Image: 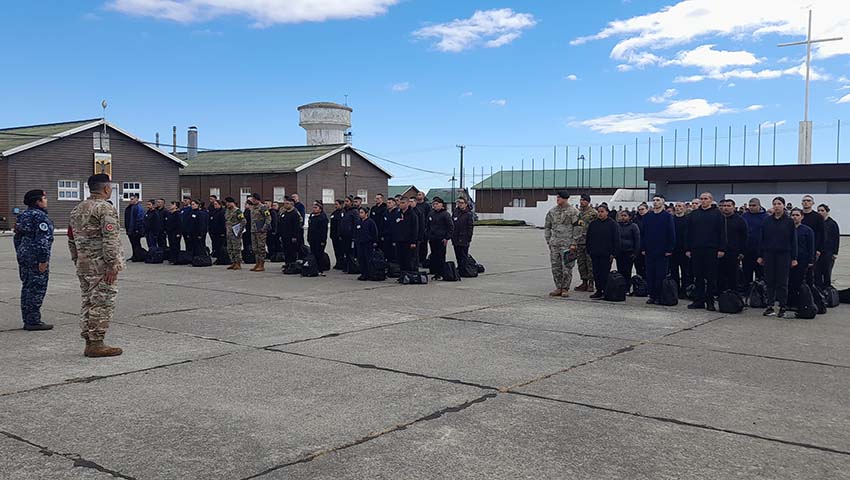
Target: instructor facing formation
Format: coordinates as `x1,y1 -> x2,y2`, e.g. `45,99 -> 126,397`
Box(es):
545,191 -> 580,297
68,174 -> 125,357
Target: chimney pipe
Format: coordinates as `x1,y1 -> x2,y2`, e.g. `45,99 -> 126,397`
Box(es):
187,126 -> 198,160
155,132 -> 160,148
172,126 -> 177,154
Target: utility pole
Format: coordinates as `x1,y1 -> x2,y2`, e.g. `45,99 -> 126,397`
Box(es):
778,10 -> 843,164
456,145 -> 466,191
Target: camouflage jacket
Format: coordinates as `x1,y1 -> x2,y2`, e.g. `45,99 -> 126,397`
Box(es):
544,204 -> 580,247
68,196 -> 125,275
576,206 -> 598,245
14,207 -> 54,263
252,204 -> 271,233
225,207 -> 246,236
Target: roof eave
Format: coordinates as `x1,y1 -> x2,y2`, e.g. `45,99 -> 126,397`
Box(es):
1,119 -> 103,157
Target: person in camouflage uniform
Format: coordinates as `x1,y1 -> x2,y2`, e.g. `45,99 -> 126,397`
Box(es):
224,197 -> 247,270
14,189 -> 55,331
248,193 -> 271,272
68,174 -> 124,357
575,193 -> 598,292
544,191 -> 581,297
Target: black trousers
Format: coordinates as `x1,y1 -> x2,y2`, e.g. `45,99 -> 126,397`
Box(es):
764,251 -> 791,307
717,250 -> 740,292
691,249 -> 718,303
645,254 -> 669,300
145,234 -> 159,253
429,238 -> 447,275
419,239 -> 429,265
670,251 -> 692,291
615,252 -> 634,278
128,234 -> 145,260
283,237 -> 299,264
158,232 -> 168,254
591,255 -> 612,293
788,264 -> 807,309
396,242 -> 417,272
188,235 -> 207,257
384,240 -> 396,263
634,253 -> 646,278
814,253 -> 835,287
356,243 -> 374,279
210,233 -> 225,257
340,236 -> 353,268
454,245 -> 470,275
741,247 -> 763,286
331,236 -> 344,268
168,233 -> 181,261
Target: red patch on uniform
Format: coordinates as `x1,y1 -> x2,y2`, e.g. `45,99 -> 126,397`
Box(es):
105,224 -> 115,232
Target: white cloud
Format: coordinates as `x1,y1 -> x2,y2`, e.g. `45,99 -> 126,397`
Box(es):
461,91 -> 474,97
577,98 -> 729,133
648,88 -> 678,103
106,0 -> 398,26
674,62 -> 830,83
667,44 -> 760,70
413,8 -> 536,52
616,64 -> 633,72
761,120 -> 786,128
565,74 -> 578,81
727,82 -> 736,87
490,99 -> 507,107
837,93 -> 850,104
391,82 -> 410,92
745,104 -> 764,111
838,85 -> 850,91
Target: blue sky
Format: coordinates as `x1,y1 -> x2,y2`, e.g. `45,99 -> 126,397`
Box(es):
2,0 -> 849,189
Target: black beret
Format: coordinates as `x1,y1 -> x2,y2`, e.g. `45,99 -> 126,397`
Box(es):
556,190 -> 570,199
224,197 -> 236,204
580,193 -> 591,202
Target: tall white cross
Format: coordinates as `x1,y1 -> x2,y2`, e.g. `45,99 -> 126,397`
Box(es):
778,10 -> 843,164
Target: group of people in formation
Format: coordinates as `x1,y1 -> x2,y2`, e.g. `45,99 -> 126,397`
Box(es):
122,190 -> 478,281
545,191 -> 841,318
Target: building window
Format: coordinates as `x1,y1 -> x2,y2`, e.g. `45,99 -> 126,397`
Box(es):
181,187 -> 192,199
122,182 -> 142,201
341,153 -> 351,167
511,198 -> 526,208
357,189 -> 368,202
209,187 -> 221,199
240,187 -> 252,210
273,187 -> 286,203
57,180 -> 81,201
322,189 -> 335,204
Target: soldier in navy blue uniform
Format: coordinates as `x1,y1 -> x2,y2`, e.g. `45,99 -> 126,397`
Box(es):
395,196 -> 419,272
186,200 -> 209,257
143,199 -> 163,254
329,199 -> 344,269
370,194 -> 388,253
383,197 -> 399,263
339,197 -> 359,271
14,189 -> 54,330
164,202 -> 182,263
354,207 -> 379,281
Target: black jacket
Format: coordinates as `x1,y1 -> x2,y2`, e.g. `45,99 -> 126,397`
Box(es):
824,217 -> 840,255
143,209 -> 162,236
329,208 -> 342,239
452,209 -> 474,247
186,209 -> 209,237
269,208 -> 280,235
427,209 -> 454,241
308,212 -> 329,247
617,221 -> 640,255
354,217 -> 379,245
686,206 -> 726,252
795,224 -> 816,266
414,201 -> 431,240
394,207 -> 419,244
164,210 -> 181,235
384,208 -> 400,242
722,213 -> 748,253
279,208 -> 304,245
801,210 -> 825,253
370,203 -> 388,238
760,213 -> 797,257
586,217 -> 620,257
209,207 -> 226,235
673,215 -> 688,252
339,206 -> 359,239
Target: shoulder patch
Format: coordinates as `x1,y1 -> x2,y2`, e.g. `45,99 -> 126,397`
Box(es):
105,223 -> 116,232
39,222 -> 49,232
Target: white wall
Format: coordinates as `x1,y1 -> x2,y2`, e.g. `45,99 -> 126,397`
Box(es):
726,193 -> 846,235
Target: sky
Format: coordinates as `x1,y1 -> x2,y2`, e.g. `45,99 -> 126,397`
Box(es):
1,0 -> 849,190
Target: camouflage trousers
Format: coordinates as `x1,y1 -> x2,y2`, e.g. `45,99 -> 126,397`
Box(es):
251,232 -> 267,261
549,245 -> 576,290
78,274 -> 118,342
226,232 -> 242,263
577,244 -> 593,281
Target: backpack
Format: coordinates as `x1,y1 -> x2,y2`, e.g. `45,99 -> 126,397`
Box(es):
369,251 -> 388,281
442,261 -> 460,282
299,244 -> 311,259
794,284 -> 818,319
460,258 -> 479,278
145,249 -> 164,264
215,250 -> 231,266
345,256 -> 360,275
192,252 -> 213,267
658,276 -> 679,306
175,250 -> 193,265
317,251 -> 331,272
838,287 -> 850,304
748,280 -> 767,308
387,263 -> 401,278
399,271 -> 428,285
300,254 -> 319,277
283,261 -> 302,275
269,252 -> 286,263
630,275 -> 648,297
824,286 -> 840,308
603,271 -> 627,302
242,250 -> 256,265
468,255 -> 485,274
717,290 -> 744,314
685,283 -> 697,300
811,286 -> 828,315
422,255 -> 431,269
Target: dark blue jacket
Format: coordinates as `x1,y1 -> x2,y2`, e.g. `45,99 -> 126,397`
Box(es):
187,209 -> 209,237
124,203 -> 145,235
586,217 -> 620,257
143,209 -> 163,237
339,206 -> 359,238
179,206 -> 193,233
795,224 -> 816,266
641,209 -> 676,256
686,206 -> 725,252
294,202 -> 306,226
742,209 -> 768,250
14,207 -> 54,264
760,213 -> 797,257
354,217 -> 379,245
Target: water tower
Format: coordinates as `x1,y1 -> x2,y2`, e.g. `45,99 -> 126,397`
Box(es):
297,102 -> 353,145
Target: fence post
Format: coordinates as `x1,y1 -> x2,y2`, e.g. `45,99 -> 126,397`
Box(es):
743,125 -> 747,166
773,122 -> 777,165
565,146 -> 569,188
699,127 -> 703,166
728,125 -> 732,165
623,144 -> 626,189
686,128 -> 690,167
714,126 -> 718,166
838,119 -> 841,164
660,135 -> 664,167
635,137 -> 638,188
674,129 -> 678,167
611,145 -> 615,188
757,123 -> 762,166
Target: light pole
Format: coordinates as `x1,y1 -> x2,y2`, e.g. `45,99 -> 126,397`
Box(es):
578,154 -> 586,193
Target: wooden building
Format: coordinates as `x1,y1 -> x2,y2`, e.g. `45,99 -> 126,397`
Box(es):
0,119 -> 185,230
388,185 -> 420,199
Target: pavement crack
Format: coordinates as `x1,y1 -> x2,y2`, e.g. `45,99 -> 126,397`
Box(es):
509,391 -> 850,458
651,341 -> 850,369
241,392 -> 499,479
659,314 -> 727,338
438,315 -> 636,342
0,429 -> 137,479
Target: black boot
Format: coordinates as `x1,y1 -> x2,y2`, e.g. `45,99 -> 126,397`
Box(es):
23,323 -> 53,331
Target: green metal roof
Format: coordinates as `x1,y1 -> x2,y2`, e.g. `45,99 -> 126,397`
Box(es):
472,167 -> 648,190
388,185 -> 417,197
425,188 -> 469,203
179,144 -> 344,175
0,119 -> 99,153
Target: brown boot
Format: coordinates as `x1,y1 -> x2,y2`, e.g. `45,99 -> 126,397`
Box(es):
575,281 -> 588,292
84,340 -> 123,358
233,262 -> 242,270
254,260 -> 265,272
586,280 -> 595,293
250,262 -> 260,271
227,263 -> 236,270
561,288 -> 570,298
549,288 -> 563,297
